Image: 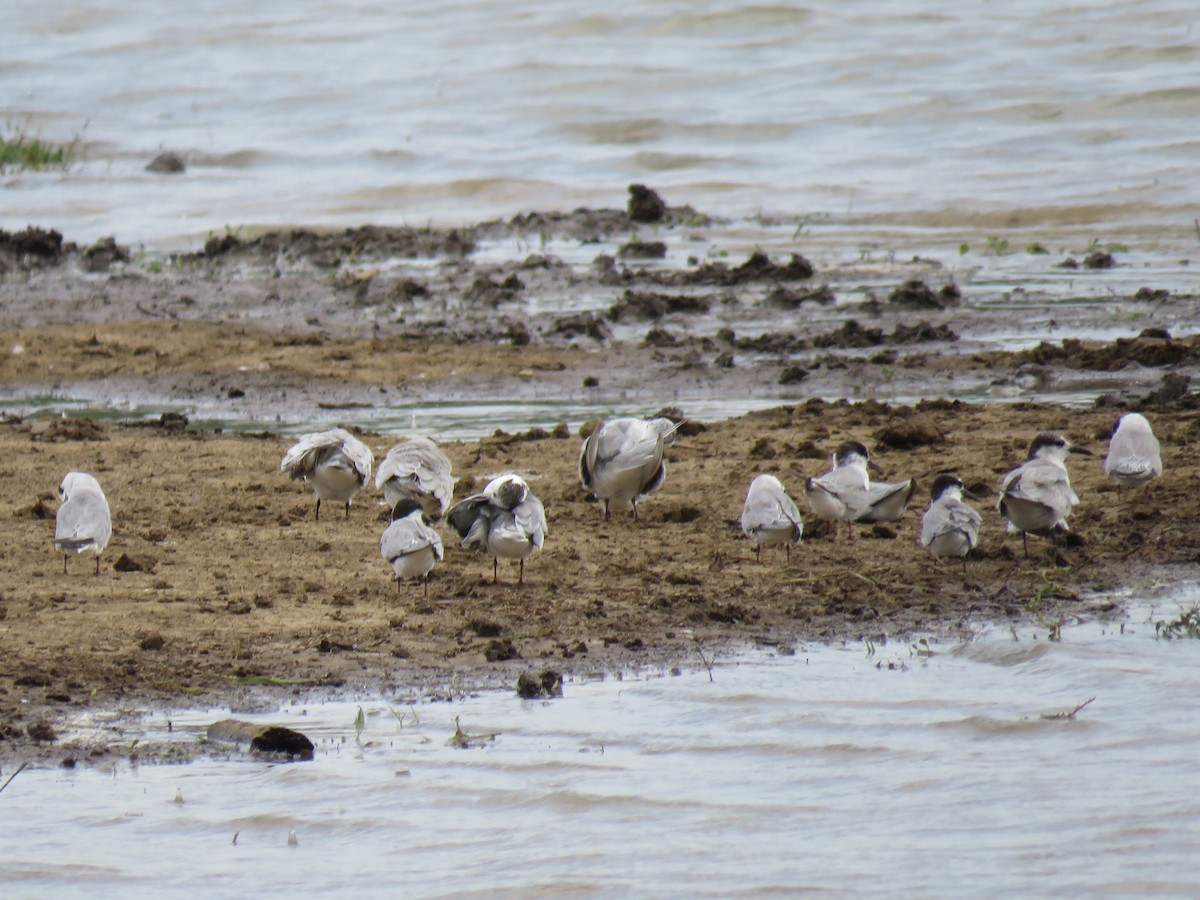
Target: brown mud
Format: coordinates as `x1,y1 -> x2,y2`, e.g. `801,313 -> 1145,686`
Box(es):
1,196 -> 1198,767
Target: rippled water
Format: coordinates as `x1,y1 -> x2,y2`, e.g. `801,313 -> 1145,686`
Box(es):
4,591 -> 1200,896
4,1 -> 1199,253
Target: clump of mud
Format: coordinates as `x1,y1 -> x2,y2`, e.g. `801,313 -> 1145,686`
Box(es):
0,227 -> 71,271
608,290 -> 713,321
888,279 -> 960,309
202,224 -> 477,264
812,320 -> 958,349
1011,335 -> 1200,371
628,183 -> 668,223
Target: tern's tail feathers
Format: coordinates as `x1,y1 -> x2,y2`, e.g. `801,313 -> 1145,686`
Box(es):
54,537 -> 97,552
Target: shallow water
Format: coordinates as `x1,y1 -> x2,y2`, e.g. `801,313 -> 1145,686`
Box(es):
5,590 -> 1200,897
4,1 -> 1200,257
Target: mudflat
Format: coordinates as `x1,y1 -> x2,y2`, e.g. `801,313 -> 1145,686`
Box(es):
1,202 -> 1197,765
2,399 -> 1197,764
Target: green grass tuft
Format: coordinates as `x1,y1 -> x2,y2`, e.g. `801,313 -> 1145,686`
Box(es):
0,126 -> 78,172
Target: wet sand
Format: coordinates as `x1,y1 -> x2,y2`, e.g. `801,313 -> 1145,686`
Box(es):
1,208 -> 1198,765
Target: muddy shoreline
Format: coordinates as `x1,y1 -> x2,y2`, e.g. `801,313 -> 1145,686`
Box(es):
1,201 -> 1198,767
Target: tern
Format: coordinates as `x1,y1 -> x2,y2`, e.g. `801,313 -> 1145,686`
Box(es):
280,428 -> 374,520
53,472 -> 112,575
447,473 -> 547,584
804,440 -> 915,539
740,473 -> 803,561
997,431 -> 1090,556
375,436 -> 454,519
380,498 -> 444,596
579,416 -> 680,521
1103,412 -> 1161,492
919,474 -> 982,573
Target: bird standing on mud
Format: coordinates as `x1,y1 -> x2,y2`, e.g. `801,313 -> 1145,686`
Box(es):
279,428 -> 374,520
446,473 -> 547,584
803,440 -> 916,539
380,498 -> 444,596
579,416 -> 680,521
375,436 -> 454,519
1103,412 -> 1162,492
919,474 -> 982,573
54,472 -> 112,575
997,431 -> 1090,556
740,473 -> 803,561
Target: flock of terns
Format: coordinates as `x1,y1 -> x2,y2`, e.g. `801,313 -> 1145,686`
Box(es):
51,411 -> 1162,590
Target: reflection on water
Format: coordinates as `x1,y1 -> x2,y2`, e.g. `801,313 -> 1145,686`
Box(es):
4,592 -> 1200,895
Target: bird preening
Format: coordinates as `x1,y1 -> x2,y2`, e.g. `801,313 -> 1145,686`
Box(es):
446,473 -> 548,585
280,428 -> 374,520
375,436 -> 454,520
741,473 -> 803,562
579,416 -> 680,521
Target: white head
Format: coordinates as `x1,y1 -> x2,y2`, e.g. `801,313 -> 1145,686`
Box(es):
1111,412 -> 1153,440
59,471 -> 103,500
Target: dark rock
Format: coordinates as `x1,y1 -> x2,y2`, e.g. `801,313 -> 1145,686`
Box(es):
643,326 -> 677,346
26,721 -> 57,743
1139,372 -> 1192,408
552,311 -> 612,342
732,250 -> 814,282
890,321 -> 959,344
204,233 -> 243,258
114,553 -> 158,574
748,437 -> 776,459
617,239 -> 668,259
157,412 -> 189,433
145,151 -> 186,174
873,415 -> 943,449
468,619 -> 503,637
207,718 -> 314,760
778,365 -> 810,385
485,638 -> 520,662
1133,287 -> 1170,302
1083,250 -> 1115,269
0,226 -> 66,265
139,633 -> 166,651
888,279 -> 957,309
507,321 -> 531,346
628,184 -> 667,223
813,320 -> 884,349
767,283 -> 835,308
82,236 -> 130,272
516,669 -> 563,699
609,289 -> 712,321
251,726 -> 315,760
